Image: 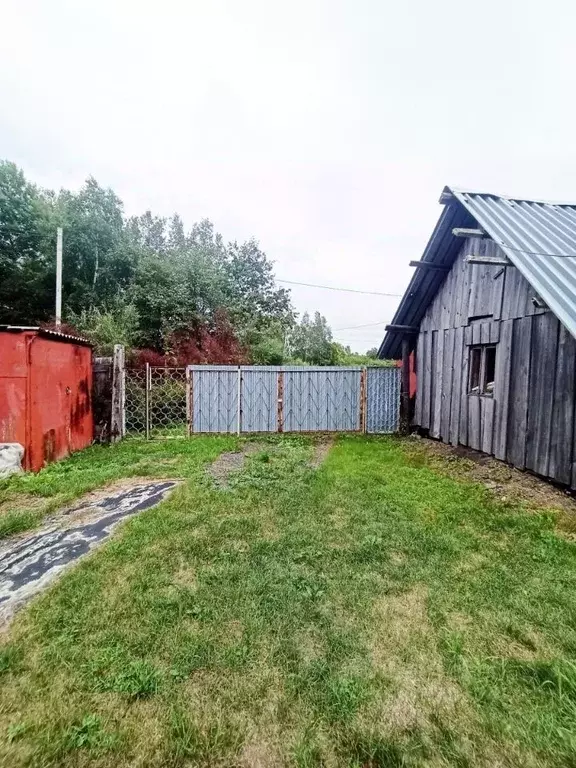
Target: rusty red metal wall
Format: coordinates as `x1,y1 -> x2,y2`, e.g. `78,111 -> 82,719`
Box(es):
0,330 -> 93,472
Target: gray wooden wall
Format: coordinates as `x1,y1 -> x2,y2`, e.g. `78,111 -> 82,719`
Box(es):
414,237 -> 576,487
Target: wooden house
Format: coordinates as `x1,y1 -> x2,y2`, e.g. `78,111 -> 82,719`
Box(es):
380,187 -> 576,488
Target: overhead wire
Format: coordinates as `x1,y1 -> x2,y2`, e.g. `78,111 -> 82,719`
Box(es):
276,278 -> 401,297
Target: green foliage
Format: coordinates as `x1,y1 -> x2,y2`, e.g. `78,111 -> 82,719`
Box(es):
331,342 -> 393,367
68,302 -> 139,355
0,161 -> 294,359
288,311 -> 335,365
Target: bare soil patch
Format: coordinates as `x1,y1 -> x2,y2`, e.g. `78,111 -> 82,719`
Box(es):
309,437 -> 335,469
207,443 -> 265,488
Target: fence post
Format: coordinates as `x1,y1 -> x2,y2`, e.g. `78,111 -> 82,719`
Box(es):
145,362 -> 150,440
237,366 -> 242,435
111,344 -> 125,442
359,368 -> 367,433
277,370 -> 284,433
186,366 -> 192,436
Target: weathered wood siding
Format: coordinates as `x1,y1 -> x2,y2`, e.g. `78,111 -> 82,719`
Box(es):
415,237 -> 576,487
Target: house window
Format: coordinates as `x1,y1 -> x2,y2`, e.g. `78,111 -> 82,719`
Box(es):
468,345 -> 497,396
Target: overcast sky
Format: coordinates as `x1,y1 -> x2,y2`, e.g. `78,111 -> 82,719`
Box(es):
2,0 -> 576,351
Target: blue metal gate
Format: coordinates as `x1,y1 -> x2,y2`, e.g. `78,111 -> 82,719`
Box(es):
187,365 -> 400,435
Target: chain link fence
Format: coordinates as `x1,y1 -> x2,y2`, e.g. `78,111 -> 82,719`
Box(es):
125,366 -> 187,437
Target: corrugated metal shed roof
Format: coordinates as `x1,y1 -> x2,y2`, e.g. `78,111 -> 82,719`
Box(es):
380,186 -> 576,358
0,325 -> 93,346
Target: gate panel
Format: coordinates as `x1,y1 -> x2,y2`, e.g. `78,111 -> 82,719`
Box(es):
366,367 -> 401,433
283,367 -> 362,432
241,367 -> 279,432
190,366 -> 239,433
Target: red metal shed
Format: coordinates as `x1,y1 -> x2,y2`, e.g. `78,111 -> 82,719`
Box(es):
0,327 -> 93,472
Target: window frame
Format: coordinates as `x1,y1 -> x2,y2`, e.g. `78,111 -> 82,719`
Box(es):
468,344 -> 497,397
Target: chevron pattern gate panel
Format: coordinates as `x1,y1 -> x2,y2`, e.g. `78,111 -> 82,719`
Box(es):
190,366 -> 239,433
366,366 -> 401,433
283,367 -> 362,432
240,367 -> 280,432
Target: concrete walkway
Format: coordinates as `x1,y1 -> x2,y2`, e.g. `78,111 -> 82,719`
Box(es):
0,481 -> 178,626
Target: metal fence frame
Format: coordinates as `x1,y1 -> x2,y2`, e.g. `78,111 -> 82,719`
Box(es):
122,363 -> 401,438
187,365 -> 401,435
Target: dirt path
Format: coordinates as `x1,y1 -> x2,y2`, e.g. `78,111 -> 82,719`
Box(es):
0,480 -> 178,627
207,442 -> 265,488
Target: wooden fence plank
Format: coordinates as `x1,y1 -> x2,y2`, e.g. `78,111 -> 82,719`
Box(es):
550,324 -> 576,484
430,330 -> 443,438
506,317 -> 533,469
493,319 -> 513,460
526,314 -> 559,476
441,329 -> 454,441
449,326 -> 464,445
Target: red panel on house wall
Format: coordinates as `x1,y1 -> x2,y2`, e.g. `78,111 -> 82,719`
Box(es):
0,329 -> 93,472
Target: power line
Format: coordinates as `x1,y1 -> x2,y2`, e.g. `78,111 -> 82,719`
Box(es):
277,278 -> 402,297
333,319 -> 389,332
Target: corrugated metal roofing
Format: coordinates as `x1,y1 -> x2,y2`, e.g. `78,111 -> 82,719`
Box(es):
0,325 -> 93,346
380,186 -> 576,358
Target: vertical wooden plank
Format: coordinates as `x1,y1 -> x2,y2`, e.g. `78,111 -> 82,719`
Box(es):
277,371 -> 284,433
359,367 -> 367,433
414,333 -> 424,425
459,340 -> 469,446
506,317 -> 533,469
430,330 -> 443,438
468,395 -> 481,450
422,331 -> 432,430
525,313 -> 559,476
440,329 -> 454,441
480,322 -> 490,345
547,325 -> 576,485
493,319 -> 513,460
400,339 -> 410,434
449,326 -> 464,445
480,396 -> 494,455
111,344 -> 125,442
186,366 -> 193,435
492,267 -> 505,320
472,323 -> 482,345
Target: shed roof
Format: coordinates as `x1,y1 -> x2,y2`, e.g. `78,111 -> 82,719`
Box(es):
0,325 -> 92,347
380,186 -> 576,359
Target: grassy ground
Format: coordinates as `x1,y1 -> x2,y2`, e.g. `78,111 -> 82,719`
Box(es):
2,435 -> 576,767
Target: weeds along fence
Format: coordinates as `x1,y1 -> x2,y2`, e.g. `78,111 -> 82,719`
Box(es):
117,357 -> 401,438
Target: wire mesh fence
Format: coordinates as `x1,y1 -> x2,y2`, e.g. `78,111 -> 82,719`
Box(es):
125,366 -> 187,437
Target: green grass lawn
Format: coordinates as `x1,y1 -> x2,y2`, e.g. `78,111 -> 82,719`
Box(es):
2,434 -> 576,767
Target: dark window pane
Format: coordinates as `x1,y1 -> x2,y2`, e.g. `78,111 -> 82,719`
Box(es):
469,347 -> 482,392
484,346 -> 496,393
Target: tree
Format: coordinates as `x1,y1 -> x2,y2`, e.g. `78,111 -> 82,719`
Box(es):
56,178 -> 130,315
0,161 -> 296,363
0,161 -> 54,323
289,311 -> 335,365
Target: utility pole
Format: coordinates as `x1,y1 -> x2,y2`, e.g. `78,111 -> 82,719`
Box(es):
55,227 -> 63,327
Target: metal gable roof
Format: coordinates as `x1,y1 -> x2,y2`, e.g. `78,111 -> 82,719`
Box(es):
379,186 -> 576,359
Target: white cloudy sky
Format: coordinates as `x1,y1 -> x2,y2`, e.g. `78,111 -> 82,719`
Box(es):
2,0 -> 576,351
